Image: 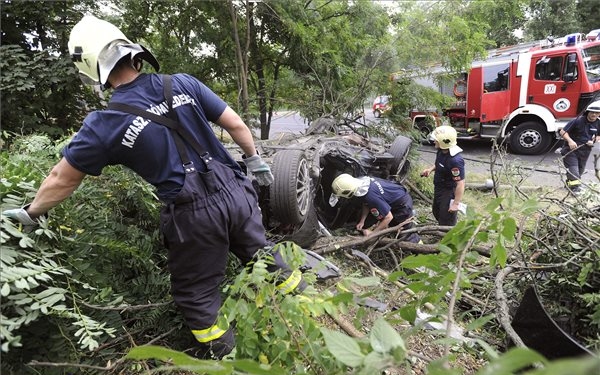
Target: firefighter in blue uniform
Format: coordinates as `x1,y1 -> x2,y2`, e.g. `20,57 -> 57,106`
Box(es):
421,126 -> 466,226
330,174 -> 421,243
3,15 -> 304,359
560,100 -> 600,194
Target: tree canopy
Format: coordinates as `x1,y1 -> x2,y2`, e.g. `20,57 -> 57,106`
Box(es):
1,0 -> 596,140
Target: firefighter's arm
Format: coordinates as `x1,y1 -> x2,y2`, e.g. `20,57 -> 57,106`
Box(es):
372,212 -> 393,233
217,106 -> 274,186
216,106 -> 257,157
356,204 -> 369,231
560,129 -> 578,150
449,179 -> 466,213
27,158 -> 86,218
421,164 -> 435,177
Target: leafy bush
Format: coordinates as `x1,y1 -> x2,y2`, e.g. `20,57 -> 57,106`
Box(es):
1,135 -> 175,374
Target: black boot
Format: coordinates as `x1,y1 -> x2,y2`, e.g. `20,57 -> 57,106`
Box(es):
192,328 -> 235,360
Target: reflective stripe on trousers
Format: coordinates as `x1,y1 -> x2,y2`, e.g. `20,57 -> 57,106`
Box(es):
276,269 -> 303,294
159,160 -> 304,345
192,324 -> 227,343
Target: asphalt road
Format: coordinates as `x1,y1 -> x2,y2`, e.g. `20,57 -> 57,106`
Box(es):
269,111 -> 599,188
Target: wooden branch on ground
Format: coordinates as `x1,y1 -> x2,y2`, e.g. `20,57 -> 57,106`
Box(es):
494,266 -> 526,348
375,238 -> 491,257
312,223 -> 491,258
312,223 -> 454,255
404,179 -> 431,204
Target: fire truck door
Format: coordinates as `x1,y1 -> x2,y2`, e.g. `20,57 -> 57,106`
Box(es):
480,63 -> 512,122
527,53 -> 582,118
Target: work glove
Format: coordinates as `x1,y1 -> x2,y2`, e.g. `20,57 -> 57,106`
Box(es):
2,205 -> 39,232
243,154 -> 274,186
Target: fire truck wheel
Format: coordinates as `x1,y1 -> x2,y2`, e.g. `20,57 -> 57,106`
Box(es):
508,122 -> 552,155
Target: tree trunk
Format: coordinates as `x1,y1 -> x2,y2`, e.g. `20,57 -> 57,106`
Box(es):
228,1 -> 251,125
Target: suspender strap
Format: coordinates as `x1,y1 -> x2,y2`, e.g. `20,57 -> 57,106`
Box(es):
107,75 -> 212,171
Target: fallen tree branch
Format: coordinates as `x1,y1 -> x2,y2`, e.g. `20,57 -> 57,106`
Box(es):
312,224 -> 454,255
375,238 -> 491,258
443,221 -> 483,362
404,179 -> 431,204
494,266 -> 526,348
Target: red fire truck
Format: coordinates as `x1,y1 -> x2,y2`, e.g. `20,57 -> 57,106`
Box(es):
419,31 -> 600,155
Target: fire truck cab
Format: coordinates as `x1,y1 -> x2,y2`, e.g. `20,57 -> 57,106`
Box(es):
443,31 -> 600,155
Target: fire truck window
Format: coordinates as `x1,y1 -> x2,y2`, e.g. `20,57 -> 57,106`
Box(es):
483,63 -> 510,93
582,45 -> 600,83
534,56 -> 563,81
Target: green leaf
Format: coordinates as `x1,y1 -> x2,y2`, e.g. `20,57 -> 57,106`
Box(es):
465,314 -> 495,331
346,276 -> 381,287
401,254 -> 437,269
321,328 -> 365,367
233,359 -> 286,375
522,355 -> 600,375
501,217 -> 517,238
1,283 -> 10,296
520,199 -> 538,214
474,339 -> 499,360
475,347 -> 547,375
369,318 -> 406,354
485,197 -> 504,212
126,345 -> 230,372
398,305 -> 417,324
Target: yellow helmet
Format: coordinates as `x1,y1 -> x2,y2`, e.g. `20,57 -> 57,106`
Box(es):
331,174 -> 360,198
431,125 -> 458,149
68,15 -> 159,88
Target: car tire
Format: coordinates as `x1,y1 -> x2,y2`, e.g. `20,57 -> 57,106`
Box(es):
508,122 -> 552,155
415,119 -> 433,145
387,135 -> 412,180
281,204 -> 320,248
270,149 -> 311,224
374,109 -> 381,118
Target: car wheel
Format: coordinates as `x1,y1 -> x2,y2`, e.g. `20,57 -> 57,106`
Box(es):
509,122 -> 552,155
387,135 -> 412,180
270,149 -> 311,224
374,109 -> 381,118
281,204 -> 320,248
415,120 -> 433,145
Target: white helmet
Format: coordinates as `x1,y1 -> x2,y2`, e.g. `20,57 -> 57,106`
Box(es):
431,126 -> 463,156
586,100 -> 600,113
68,15 -> 159,88
331,174 -> 360,198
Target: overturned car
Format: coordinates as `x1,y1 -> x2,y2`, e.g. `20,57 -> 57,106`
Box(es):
231,116 -> 413,247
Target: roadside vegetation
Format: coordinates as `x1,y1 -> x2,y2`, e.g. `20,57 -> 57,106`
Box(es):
1,0 -> 599,374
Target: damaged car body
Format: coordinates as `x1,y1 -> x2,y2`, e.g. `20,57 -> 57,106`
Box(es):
230,116 -> 413,247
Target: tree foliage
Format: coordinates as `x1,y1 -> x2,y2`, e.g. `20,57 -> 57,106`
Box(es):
525,0 -> 581,40
0,0 -> 101,138
2,2 -> 600,373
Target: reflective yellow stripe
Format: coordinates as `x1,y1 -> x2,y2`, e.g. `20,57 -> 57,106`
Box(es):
191,324 -> 227,343
567,180 -> 581,186
276,269 -> 302,294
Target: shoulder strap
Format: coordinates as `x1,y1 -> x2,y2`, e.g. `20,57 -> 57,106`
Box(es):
107,75 -> 212,171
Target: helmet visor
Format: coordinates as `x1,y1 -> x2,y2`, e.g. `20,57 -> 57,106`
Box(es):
98,42 -> 144,85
